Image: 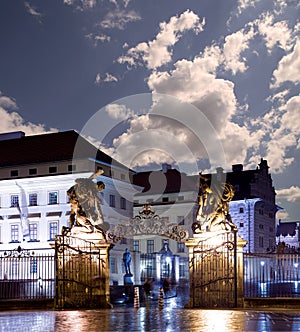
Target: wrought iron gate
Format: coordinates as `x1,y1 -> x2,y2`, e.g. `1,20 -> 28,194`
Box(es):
55,235 -> 108,309
191,230 -> 237,308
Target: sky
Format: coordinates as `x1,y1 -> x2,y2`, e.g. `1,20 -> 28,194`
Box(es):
0,0 -> 299,222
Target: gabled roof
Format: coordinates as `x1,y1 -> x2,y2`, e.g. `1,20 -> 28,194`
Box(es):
0,130 -> 127,170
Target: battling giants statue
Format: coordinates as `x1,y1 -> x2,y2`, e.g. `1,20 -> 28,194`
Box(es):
62,168 -> 109,237
192,172 -> 237,233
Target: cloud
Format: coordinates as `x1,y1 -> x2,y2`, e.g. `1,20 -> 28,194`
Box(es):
0,95 -> 56,136
103,103 -> 134,120
100,8 -> 141,30
223,25 -> 255,75
24,2 -> 42,22
276,186 -> 300,203
118,10 -> 205,69
271,38 -> 300,88
263,94 -> 300,173
63,0 -> 96,9
256,12 -> 293,53
85,33 -> 111,46
95,73 -> 118,84
236,0 -> 259,15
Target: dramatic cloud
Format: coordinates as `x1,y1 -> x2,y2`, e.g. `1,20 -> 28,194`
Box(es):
256,13 -> 292,53
276,186 -> 300,203
103,103 -> 134,120
223,25 -> 255,75
0,95 -> 55,136
118,10 -> 205,69
271,38 -> 300,88
264,94 -> 300,173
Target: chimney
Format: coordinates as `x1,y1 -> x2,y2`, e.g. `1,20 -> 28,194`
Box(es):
232,164 -> 243,172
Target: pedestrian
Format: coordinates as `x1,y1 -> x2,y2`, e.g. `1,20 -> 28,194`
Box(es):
162,277 -> 170,295
143,278 -> 153,297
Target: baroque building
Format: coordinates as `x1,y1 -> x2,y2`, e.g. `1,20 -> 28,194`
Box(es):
0,130 -> 139,285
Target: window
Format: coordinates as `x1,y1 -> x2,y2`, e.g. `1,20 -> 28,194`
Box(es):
178,196 -> 184,201
29,223 -> 38,241
239,207 -> 244,213
177,216 -> 184,225
179,258 -> 186,278
147,240 -> 154,254
48,192 -> 58,205
133,240 -> 139,252
259,224 -> 264,230
239,222 -> 244,227
10,195 -> 19,207
120,197 -> 126,210
49,166 -> 57,174
49,222 -> 58,241
259,208 -> 264,215
259,236 -> 264,248
30,258 -> 37,274
68,164 -> 76,172
146,199 -> 153,204
177,242 -> 185,253
162,197 -> 169,203
120,173 -> 125,180
29,193 -> 37,206
109,194 -> 115,207
11,225 -> 19,242
120,238 -> 127,244
110,257 -> 117,274
10,170 -> 18,177
29,168 -> 37,175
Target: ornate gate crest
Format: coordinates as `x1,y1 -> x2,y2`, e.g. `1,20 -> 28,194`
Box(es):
108,204 -> 188,242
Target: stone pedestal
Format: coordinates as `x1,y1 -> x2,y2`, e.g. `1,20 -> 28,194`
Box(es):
124,274 -> 134,302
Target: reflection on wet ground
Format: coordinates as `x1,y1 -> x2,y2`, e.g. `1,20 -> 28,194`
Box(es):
1,299 -> 300,332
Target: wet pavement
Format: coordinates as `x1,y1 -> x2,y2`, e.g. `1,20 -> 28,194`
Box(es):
1,298 -> 300,332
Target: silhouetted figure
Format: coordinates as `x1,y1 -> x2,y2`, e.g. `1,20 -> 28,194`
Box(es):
123,248 -> 132,275
143,278 -> 153,297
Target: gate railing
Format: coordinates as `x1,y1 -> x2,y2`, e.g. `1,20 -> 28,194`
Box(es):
244,253 -> 300,298
0,248 -> 55,301
191,230 -> 237,308
55,235 -> 107,309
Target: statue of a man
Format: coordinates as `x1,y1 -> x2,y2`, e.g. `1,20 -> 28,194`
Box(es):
123,248 -> 132,275
63,168 -> 107,235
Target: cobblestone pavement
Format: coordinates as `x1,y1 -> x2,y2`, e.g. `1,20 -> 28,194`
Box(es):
1,299 -> 300,332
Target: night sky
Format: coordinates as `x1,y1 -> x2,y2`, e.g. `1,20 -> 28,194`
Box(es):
0,0 -> 299,221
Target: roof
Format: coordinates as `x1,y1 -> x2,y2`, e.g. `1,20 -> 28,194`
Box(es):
276,222 -> 298,237
0,130 -> 127,170
133,168 -> 197,195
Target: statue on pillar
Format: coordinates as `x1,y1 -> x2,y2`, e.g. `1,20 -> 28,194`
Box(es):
192,173 -> 237,233
123,248 -> 132,276
62,168 -> 109,237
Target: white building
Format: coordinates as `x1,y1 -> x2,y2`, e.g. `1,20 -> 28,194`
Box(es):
0,130 -> 140,285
